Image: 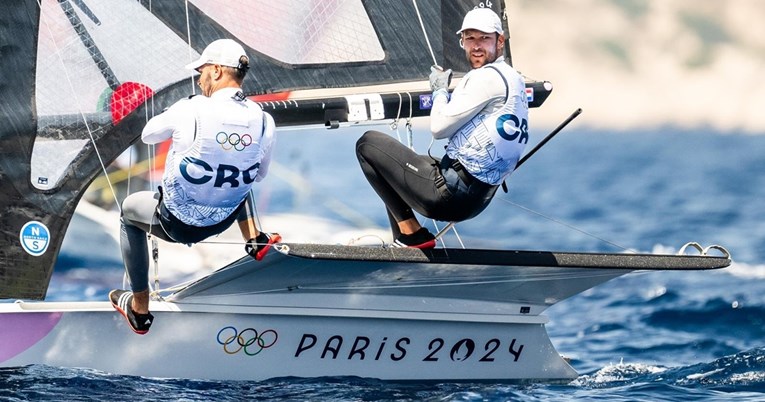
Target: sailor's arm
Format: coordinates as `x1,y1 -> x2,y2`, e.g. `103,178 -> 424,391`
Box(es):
141,99 -> 195,145
430,69 -> 506,140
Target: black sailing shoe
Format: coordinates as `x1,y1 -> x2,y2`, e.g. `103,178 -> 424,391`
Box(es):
109,289 -> 154,335
391,228 -> 436,249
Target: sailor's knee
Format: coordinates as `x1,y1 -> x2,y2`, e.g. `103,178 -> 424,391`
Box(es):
121,194 -> 139,218
121,191 -> 159,222
356,130 -> 373,149
356,130 -> 388,155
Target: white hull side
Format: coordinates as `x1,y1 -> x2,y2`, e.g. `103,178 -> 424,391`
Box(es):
0,301 -> 576,382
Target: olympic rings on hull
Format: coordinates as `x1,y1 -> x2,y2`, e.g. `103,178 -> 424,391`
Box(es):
216,131 -> 253,151
216,326 -> 278,356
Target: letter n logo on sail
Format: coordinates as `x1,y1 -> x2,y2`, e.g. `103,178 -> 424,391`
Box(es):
19,221 -> 51,257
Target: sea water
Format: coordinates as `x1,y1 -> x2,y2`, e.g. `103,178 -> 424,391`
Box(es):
3,128 -> 765,401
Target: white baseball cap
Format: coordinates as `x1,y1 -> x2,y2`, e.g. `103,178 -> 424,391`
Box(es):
185,39 -> 248,70
456,8 -> 504,35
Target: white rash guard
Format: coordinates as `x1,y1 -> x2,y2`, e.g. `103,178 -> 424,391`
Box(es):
142,87 -> 275,226
430,57 -> 529,185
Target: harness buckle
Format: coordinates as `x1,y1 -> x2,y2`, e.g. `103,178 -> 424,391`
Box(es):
451,159 -> 463,172
435,174 -> 446,188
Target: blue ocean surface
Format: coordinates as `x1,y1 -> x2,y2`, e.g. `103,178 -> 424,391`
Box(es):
5,127 -> 765,401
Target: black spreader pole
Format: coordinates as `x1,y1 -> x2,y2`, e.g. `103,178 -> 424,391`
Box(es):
516,108 -> 582,169
438,108 -> 582,239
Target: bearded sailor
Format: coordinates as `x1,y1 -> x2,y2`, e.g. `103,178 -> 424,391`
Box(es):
355,8 -> 529,248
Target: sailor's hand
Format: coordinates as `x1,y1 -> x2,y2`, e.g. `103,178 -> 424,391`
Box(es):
245,232 -> 282,261
429,66 -> 453,92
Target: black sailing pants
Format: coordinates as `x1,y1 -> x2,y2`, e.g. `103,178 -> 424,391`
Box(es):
355,130 -> 497,235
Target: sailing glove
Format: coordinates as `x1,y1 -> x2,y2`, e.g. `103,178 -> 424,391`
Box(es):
429,66 -> 453,92
245,232 -> 282,261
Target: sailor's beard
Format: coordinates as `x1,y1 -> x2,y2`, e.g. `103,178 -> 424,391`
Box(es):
466,44 -> 498,69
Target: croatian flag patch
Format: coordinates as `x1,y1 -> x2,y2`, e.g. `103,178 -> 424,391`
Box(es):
525,87 -> 534,103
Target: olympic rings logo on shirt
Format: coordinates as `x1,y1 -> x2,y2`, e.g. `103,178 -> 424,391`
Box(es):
216,131 -> 253,151
216,326 -> 278,356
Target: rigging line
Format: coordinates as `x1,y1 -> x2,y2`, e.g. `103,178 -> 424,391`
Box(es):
184,0 -> 196,94
451,223 -> 465,248
405,92 -> 414,149
411,0 -> 439,67
501,0 -> 513,66
429,203 -> 465,249
149,144 -> 157,191
390,92 -> 403,142
150,279 -> 197,298
497,197 -> 637,253
128,88 -> 153,199
147,88 -> 157,193
38,0 -> 122,214
250,188 -> 264,235
126,140 -> 132,199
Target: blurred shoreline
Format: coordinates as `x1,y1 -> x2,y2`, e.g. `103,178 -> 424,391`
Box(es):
506,0 -> 764,134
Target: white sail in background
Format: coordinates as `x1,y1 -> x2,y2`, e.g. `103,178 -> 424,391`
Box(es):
192,0 -> 385,65
37,0 -> 196,117
34,0 -> 200,191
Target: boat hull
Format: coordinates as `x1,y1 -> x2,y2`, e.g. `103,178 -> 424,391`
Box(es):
0,301 -> 576,382
0,244 -> 729,381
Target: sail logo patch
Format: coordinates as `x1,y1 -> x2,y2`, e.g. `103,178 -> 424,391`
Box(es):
20,221 -> 50,257
419,94 -> 433,110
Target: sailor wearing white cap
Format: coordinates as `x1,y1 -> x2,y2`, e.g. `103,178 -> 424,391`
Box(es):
110,39 -> 280,334
185,38 -> 250,96
184,38 -> 249,71
456,7 -> 504,35
356,8 -> 529,248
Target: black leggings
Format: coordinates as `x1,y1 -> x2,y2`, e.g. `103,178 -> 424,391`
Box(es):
355,130 -> 497,233
119,195 -> 245,293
